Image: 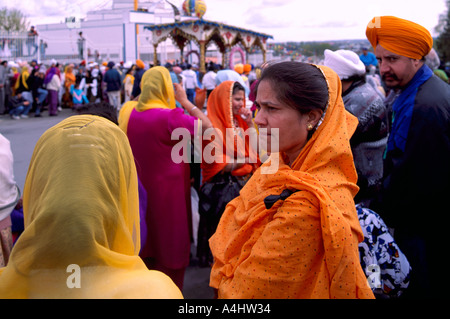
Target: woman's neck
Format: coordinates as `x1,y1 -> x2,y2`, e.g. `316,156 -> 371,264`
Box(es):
284,147 -> 303,167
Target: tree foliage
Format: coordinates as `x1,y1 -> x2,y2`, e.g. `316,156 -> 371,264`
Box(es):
268,41 -> 340,59
0,7 -> 29,32
435,0 -> 450,62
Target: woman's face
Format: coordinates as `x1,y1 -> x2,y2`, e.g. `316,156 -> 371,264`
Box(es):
231,89 -> 245,115
254,80 -> 315,163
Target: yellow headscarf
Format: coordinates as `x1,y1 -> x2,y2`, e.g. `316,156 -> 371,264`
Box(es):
119,66 -> 176,134
14,66 -> 29,90
123,73 -> 135,85
366,16 -> 433,60
209,65 -> 374,299
0,115 -> 182,299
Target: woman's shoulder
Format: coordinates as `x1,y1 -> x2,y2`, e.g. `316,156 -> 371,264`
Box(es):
113,269 -> 183,299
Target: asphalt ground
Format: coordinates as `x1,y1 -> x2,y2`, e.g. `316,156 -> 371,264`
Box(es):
0,108 -> 214,299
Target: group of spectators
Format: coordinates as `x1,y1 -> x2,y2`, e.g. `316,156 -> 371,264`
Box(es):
1,14 -> 450,299
0,56 -> 258,121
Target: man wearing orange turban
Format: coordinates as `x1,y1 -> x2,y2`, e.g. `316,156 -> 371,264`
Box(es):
131,59 -> 147,99
135,59 -> 145,70
366,16 -> 433,61
367,16 -> 450,299
234,63 -> 244,75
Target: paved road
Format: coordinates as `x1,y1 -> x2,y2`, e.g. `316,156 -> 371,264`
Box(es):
0,109 -> 214,299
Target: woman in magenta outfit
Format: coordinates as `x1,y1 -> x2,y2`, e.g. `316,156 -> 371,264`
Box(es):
119,66 -> 212,290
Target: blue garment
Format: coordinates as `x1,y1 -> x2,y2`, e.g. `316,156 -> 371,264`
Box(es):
215,70 -> 249,97
9,104 -> 31,117
359,52 -> 378,67
186,88 -> 195,104
170,71 -> 181,108
11,207 -> 24,243
34,88 -> 48,116
8,94 -> 32,116
103,68 -> 122,92
387,64 -> 433,153
70,85 -> 89,105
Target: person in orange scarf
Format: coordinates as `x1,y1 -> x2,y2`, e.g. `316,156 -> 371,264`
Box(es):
209,62 -> 374,299
62,64 -> 76,108
197,80 -> 258,267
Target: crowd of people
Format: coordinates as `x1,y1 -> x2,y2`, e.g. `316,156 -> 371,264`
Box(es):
0,58 -> 133,118
0,15 -> 449,299
0,56 -> 259,120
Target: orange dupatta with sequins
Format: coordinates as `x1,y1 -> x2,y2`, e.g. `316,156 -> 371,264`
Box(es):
209,66 -> 374,299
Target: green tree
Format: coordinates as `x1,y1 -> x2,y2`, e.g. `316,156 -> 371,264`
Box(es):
435,0 -> 450,62
298,42 -> 339,58
0,7 -> 29,32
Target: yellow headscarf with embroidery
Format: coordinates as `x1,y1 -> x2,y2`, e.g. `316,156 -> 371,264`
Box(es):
0,115 -> 182,299
119,66 -> 176,134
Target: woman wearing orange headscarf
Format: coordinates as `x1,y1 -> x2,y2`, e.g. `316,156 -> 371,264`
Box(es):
196,80 -> 258,267
209,62 -> 374,299
62,64 -> 76,108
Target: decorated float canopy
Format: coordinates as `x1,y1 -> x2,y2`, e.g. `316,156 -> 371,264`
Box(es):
144,18 -> 273,72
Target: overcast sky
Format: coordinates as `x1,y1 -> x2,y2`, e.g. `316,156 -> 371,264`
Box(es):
3,0 -> 448,42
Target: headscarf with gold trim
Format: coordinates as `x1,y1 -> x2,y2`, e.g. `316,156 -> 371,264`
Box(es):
209,65 -> 374,299
0,115 -> 182,299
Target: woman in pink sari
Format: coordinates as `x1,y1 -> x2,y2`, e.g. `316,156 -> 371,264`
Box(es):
119,66 -> 212,290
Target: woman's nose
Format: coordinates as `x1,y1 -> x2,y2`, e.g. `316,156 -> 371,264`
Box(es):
253,109 -> 265,126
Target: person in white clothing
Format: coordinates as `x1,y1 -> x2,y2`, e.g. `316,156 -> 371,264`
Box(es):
202,64 -> 218,98
0,134 -> 21,267
44,65 -> 62,116
181,64 -> 198,104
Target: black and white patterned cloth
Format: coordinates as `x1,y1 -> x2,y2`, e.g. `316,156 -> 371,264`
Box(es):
357,204 -> 411,298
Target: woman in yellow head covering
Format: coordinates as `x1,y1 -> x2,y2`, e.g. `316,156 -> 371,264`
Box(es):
209,62 -> 374,299
119,66 -> 212,290
0,114 -> 182,298
14,66 -> 30,93
123,65 -> 135,103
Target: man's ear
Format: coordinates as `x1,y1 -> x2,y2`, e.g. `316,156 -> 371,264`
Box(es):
412,58 -> 424,70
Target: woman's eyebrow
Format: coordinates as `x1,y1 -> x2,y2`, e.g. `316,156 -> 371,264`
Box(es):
256,100 -> 280,106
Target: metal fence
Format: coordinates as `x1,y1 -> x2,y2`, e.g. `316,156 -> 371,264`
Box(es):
0,31 -> 122,65
0,31 -> 41,62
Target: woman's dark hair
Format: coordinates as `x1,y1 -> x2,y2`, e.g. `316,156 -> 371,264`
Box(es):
232,81 -> 245,95
257,62 -> 328,114
75,101 -> 118,125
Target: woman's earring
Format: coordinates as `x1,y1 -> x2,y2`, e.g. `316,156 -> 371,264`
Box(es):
307,123 -> 314,131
